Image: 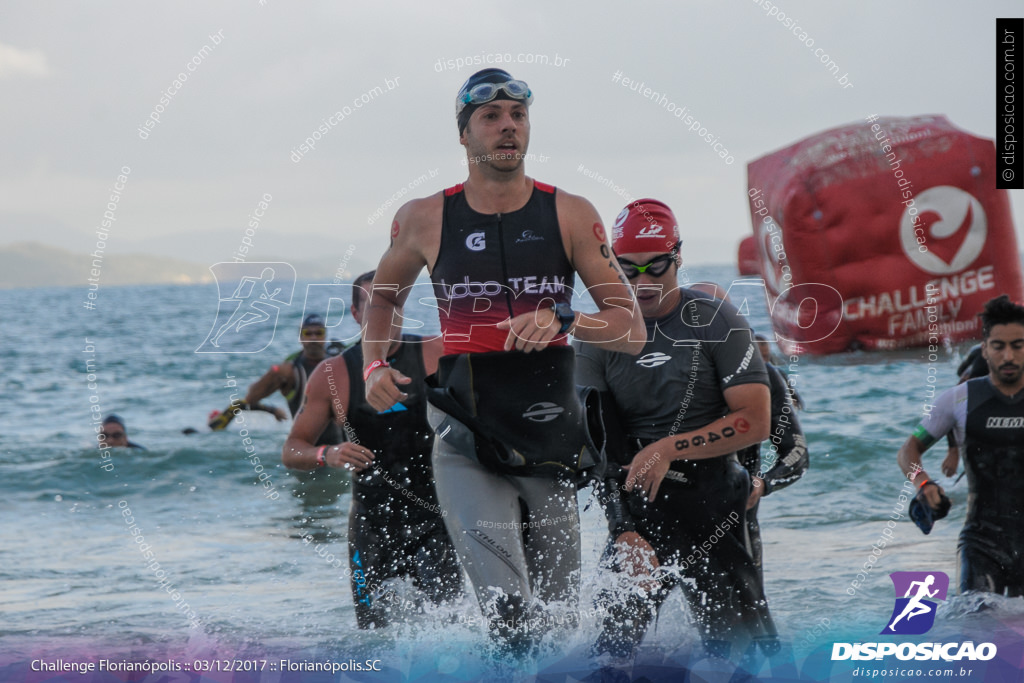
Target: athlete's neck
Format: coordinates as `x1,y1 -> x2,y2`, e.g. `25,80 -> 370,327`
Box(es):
462,175 -> 534,214
641,285 -> 684,322
989,373 -> 1024,398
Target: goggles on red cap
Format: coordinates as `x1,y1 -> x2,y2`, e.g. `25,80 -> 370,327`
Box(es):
611,199 -> 681,256
617,247 -> 680,280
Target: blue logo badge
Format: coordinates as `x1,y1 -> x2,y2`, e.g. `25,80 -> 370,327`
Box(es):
377,402 -> 409,415
881,571 -> 949,635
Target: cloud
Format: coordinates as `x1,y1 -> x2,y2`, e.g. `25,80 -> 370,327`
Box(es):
0,42 -> 51,79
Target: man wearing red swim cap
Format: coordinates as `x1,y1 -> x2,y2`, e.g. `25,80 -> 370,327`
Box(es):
577,198 -> 779,659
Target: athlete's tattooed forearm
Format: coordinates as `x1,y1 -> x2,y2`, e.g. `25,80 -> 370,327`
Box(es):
597,242 -> 631,287
674,425 -> 737,451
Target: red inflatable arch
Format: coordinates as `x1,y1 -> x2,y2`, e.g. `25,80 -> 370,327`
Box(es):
747,115 -> 1023,355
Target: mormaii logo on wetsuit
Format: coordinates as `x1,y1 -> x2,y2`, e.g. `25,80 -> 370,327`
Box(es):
636,351 -> 672,368
899,186 -> 987,276
522,402 -> 564,422
987,417 -> 1024,428
832,570 -> 997,662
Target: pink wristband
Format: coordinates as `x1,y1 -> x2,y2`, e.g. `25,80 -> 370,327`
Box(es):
315,446 -> 327,468
363,359 -> 389,382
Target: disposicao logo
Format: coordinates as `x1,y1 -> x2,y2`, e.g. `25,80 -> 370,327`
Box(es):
831,570 -> 997,662
882,571 -> 947,635
196,263 -> 296,354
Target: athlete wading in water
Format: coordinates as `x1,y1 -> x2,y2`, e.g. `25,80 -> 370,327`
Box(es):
576,199 -> 779,660
282,271 -> 463,629
362,68 -> 645,654
897,294 -> 1024,596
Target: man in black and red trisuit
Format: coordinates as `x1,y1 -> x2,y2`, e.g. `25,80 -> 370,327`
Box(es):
361,68 -> 645,653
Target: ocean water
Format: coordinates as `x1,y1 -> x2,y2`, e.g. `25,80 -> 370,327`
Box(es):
2,267 -> 1023,682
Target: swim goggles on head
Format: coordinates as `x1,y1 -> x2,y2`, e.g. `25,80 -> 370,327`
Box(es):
456,80 -> 533,116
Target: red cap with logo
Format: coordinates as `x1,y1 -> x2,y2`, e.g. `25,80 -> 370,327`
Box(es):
611,198 -> 680,255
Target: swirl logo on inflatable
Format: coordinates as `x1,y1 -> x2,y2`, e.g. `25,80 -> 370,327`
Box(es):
900,186 -> 987,275
756,217 -> 787,294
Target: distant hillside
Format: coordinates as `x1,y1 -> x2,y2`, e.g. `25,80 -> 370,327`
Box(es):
0,242 -> 216,289
0,242 -> 376,289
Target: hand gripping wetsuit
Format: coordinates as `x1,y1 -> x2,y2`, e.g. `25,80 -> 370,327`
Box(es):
341,338 -> 463,628
427,181 -> 582,647
738,362 -> 809,572
575,290 -> 777,658
913,376 -> 1024,595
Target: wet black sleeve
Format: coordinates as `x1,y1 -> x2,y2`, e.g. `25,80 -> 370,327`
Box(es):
956,344 -> 986,380
700,300 -> 768,390
761,364 -> 808,495
592,388 -> 638,537
572,342 -> 638,536
737,444 -> 760,478
597,477 -> 637,537
572,340 -> 610,391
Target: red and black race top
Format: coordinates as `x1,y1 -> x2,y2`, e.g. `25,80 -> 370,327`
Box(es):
431,181 -> 575,354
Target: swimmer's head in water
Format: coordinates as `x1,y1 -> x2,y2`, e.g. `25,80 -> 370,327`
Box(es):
456,68 -> 532,134
101,414 -> 129,446
102,414 -> 126,429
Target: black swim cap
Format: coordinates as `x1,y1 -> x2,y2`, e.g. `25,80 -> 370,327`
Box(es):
456,68 -> 532,134
302,313 -> 325,328
102,414 -> 126,428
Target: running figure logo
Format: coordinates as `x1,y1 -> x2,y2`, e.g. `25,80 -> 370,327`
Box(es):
881,571 -> 949,635
196,262 -> 296,353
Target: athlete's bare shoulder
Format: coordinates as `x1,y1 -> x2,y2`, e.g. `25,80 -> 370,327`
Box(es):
550,185 -> 603,263
391,190 -> 445,272
303,355 -> 347,406
552,185 -> 599,215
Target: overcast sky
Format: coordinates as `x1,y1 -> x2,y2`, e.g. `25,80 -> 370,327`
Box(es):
2,0 -> 1021,268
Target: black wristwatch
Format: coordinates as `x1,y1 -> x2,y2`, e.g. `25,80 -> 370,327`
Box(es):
553,302 -> 575,334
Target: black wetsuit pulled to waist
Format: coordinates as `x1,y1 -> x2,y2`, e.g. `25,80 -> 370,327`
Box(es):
608,436 -> 748,536
427,346 -> 605,479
